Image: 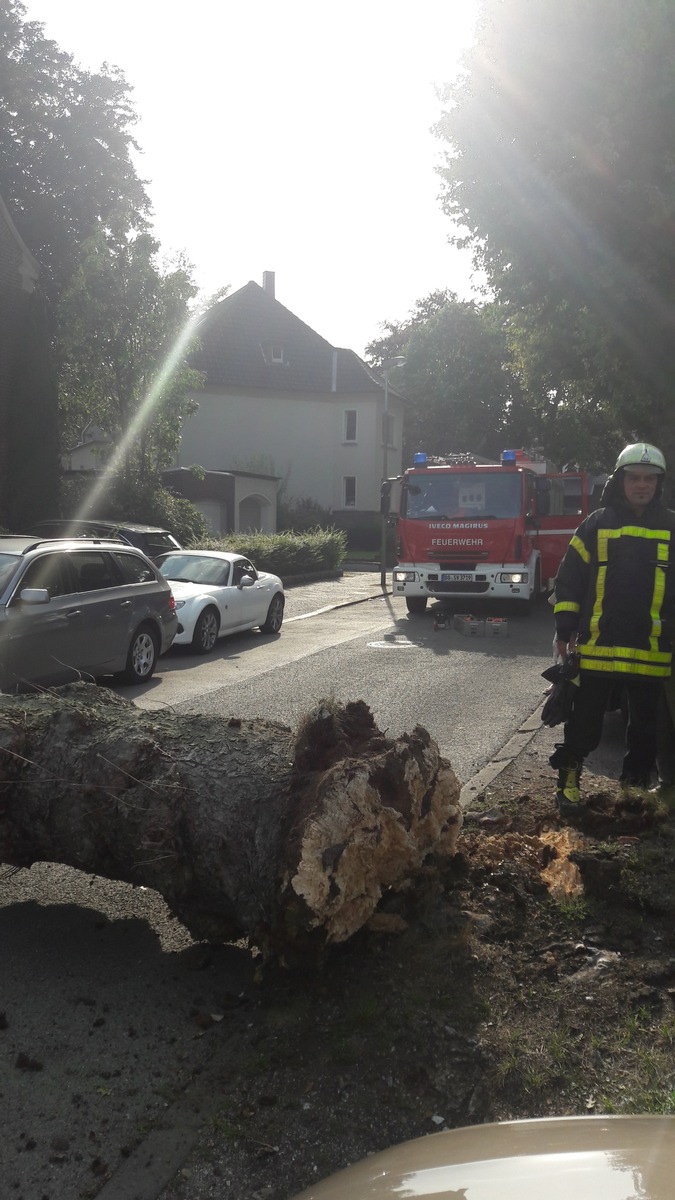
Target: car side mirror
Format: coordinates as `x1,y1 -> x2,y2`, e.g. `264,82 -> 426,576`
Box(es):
238,574 -> 255,589
19,587 -> 50,604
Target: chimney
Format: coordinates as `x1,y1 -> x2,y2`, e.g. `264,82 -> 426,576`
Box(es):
262,271 -> 275,299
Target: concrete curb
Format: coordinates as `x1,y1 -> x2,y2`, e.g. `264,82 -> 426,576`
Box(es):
285,589 -> 390,623
459,705 -> 545,808
286,578 -> 546,806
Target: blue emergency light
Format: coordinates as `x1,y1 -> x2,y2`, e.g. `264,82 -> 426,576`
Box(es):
501,449 -> 517,466
413,452 -> 427,466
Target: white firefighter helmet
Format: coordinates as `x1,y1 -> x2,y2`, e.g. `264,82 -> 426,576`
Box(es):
614,442 -> 666,474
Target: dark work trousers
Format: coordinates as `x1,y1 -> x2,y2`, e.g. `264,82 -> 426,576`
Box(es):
553,672 -> 662,783
656,681 -> 675,786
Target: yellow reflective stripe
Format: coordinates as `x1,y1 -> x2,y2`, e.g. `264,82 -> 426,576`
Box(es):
579,644 -> 671,664
570,535 -> 590,563
581,659 -> 671,678
651,567 -> 666,651
588,562 -> 606,644
587,531 -> 608,646
554,601 -> 579,614
602,526 -> 672,541
587,525 -> 671,651
651,538 -> 670,649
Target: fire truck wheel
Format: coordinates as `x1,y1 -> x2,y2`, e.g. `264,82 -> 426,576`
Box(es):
406,597 -> 428,615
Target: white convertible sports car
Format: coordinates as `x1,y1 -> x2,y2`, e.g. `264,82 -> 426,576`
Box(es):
156,550 -> 284,653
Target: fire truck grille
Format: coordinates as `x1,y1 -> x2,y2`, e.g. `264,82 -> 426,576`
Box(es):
429,581 -> 491,595
437,556 -> 490,566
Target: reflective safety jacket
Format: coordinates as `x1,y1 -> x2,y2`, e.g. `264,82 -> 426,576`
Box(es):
554,492 -> 675,679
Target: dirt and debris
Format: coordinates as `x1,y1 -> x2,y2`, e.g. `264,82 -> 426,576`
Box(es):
4,724 -> 675,1200
155,731 -> 675,1200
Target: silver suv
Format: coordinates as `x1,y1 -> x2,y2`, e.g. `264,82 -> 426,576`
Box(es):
0,537 -> 178,691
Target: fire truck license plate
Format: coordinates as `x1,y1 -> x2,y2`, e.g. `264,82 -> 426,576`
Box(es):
442,573 -> 472,582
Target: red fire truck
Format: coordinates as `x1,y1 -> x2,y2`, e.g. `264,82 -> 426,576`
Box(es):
390,449 -> 594,613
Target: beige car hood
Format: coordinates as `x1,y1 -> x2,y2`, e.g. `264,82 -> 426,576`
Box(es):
292,1115 -> 675,1199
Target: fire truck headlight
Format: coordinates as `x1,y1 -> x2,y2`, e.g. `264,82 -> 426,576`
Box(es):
394,570 -> 417,583
500,572 -> 528,584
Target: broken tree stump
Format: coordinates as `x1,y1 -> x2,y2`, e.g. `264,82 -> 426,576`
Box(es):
0,684 -> 462,958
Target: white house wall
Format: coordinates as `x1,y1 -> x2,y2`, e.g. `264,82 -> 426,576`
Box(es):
64,441 -> 109,472
194,498 -> 228,536
177,388 -> 403,514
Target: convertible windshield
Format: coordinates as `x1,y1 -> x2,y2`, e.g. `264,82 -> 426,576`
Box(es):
403,471 -> 523,520
159,555 -> 231,586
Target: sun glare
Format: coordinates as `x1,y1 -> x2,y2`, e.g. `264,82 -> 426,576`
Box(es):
73,309 -> 203,520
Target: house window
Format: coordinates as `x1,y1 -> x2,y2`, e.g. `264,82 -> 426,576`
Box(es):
343,476 -> 356,508
260,342 -> 285,364
344,409 -> 357,442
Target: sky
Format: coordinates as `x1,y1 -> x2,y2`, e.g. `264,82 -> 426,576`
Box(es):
22,0 -> 481,357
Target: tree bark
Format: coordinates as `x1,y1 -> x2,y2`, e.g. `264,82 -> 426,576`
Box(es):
0,683 -> 462,959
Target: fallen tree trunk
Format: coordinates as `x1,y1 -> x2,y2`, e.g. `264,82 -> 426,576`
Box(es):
0,683 -> 462,958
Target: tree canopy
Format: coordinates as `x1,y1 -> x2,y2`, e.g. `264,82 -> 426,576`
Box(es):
0,0 -> 149,302
435,0 -> 675,468
58,231 -> 204,483
0,1 -> 211,537
367,292 -> 529,465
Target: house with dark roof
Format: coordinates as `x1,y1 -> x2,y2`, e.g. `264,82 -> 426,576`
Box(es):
172,273 -> 404,535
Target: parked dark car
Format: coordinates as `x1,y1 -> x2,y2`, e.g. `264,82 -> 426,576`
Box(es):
25,520 -> 182,561
0,537 -> 177,691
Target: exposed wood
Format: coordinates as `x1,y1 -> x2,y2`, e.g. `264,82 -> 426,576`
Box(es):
0,684 -> 462,958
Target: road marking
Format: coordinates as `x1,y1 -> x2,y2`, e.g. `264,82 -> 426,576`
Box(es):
367,636 -> 416,648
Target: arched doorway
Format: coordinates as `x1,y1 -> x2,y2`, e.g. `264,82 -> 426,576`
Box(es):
238,494 -> 271,533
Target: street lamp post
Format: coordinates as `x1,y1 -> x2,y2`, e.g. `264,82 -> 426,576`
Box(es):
379,356 -> 406,589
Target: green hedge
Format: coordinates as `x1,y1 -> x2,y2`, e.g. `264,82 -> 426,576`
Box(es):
194,526 -> 347,577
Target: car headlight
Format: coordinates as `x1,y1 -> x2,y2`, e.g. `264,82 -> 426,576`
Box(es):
500,572 -> 528,584
394,570 -> 417,582
174,599 -> 186,609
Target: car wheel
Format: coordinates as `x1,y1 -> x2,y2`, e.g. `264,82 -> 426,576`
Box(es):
192,606 -> 220,653
260,593 -> 284,633
406,596 -> 428,614
118,624 -> 159,684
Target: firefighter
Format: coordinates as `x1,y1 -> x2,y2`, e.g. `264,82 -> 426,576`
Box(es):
550,442 -> 675,815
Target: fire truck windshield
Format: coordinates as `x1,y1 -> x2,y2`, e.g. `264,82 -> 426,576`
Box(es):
403,471 -> 523,521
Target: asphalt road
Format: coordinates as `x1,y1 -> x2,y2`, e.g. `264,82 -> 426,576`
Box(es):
127,574 -> 557,786
0,573 -> 623,1199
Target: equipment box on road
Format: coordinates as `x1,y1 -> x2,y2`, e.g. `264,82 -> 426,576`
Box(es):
453,614 -> 485,637
485,617 -> 509,637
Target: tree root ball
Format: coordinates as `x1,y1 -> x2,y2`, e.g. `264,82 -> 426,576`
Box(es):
0,686 -> 462,960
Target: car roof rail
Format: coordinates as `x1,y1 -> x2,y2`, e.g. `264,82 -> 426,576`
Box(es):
22,536 -> 126,553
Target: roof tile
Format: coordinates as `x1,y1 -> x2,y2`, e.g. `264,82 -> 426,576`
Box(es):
193,281 -> 383,395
